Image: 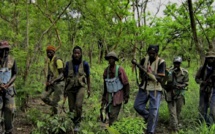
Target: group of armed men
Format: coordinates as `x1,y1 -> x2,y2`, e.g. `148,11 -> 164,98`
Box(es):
0,41 -> 214,134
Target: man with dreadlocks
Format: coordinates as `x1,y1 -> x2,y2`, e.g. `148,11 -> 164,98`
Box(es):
195,50 -> 215,125
0,41 -> 17,134
64,46 -> 91,132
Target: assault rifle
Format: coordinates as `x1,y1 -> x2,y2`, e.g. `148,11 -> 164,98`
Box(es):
131,59 -> 157,82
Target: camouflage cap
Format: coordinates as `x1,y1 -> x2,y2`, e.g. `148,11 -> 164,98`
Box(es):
0,41 -> 10,49
205,51 -> 215,58
105,51 -> 119,61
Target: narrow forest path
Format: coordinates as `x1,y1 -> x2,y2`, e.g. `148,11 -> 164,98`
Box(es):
13,97 -> 45,134
12,96 -> 172,134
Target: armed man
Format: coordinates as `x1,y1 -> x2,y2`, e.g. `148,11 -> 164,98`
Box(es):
101,51 -> 130,126
132,45 -> 166,134
164,56 -> 189,133
64,46 -> 91,132
0,41 -> 17,134
195,50 -> 215,125
41,45 -> 65,115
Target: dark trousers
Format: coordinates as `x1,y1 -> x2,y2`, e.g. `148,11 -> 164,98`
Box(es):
199,87 -> 215,124
67,87 -> 85,125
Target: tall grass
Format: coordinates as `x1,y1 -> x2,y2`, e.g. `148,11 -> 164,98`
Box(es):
81,59 -> 212,133
29,58 -> 213,134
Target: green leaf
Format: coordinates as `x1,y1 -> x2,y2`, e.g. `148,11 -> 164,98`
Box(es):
60,127 -> 66,132
82,130 -> 88,134
88,121 -> 93,127
106,126 -> 120,134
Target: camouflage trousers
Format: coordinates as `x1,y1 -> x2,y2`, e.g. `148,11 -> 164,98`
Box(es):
41,81 -> 65,114
167,95 -> 185,131
66,87 -> 85,125
0,87 -> 16,133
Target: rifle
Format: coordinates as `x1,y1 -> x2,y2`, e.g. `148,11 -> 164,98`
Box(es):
131,59 -> 157,82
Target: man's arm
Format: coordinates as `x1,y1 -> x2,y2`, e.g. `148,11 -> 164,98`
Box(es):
195,67 -> 203,84
84,61 -> 91,97
183,70 -> 189,87
101,69 -> 108,106
156,61 -> 166,83
86,75 -> 91,97
119,67 -> 130,104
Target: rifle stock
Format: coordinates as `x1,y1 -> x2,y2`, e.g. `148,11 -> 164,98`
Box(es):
131,59 -> 157,82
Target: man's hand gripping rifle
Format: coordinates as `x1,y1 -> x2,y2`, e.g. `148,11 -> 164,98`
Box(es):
131,59 -> 157,82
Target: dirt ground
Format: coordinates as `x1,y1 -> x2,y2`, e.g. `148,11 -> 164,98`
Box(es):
12,97 -> 171,134
13,97 -> 44,134
13,112 -> 33,134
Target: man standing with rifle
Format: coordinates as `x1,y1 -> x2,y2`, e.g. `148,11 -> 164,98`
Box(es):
164,56 -> 189,133
0,41 -> 17,134
41,45 -> 65,115
195,50 -> 215,125
132,45 -> 166,134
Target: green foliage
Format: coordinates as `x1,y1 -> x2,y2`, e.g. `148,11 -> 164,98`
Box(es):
106,127 -> 121,134
31,112 -> 74,134
0,0 -> 215,133
111,117 -> 146,134
178,123 -> 215,134
26,108 -> 44,125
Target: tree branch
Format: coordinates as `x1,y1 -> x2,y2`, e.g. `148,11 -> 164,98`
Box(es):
35,0 -> 72,50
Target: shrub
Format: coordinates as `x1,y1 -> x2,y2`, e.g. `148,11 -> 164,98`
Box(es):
111,117 -> 146,134
31,112 -> 74,134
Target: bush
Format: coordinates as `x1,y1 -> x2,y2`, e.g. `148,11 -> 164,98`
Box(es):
31,112 -> 74,134
111,117 -> 146,134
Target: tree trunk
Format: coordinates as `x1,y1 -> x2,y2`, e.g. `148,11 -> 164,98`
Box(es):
187,0 -> 205,63
98,39 -> 103,64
